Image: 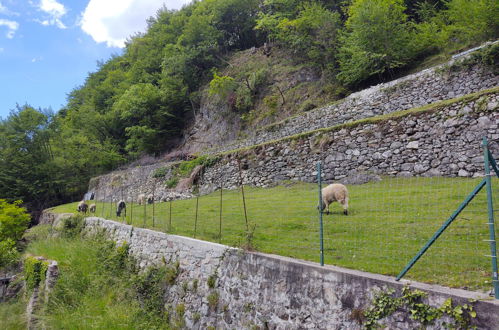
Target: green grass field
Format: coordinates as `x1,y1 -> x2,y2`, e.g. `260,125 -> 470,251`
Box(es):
49,176 -> 499,291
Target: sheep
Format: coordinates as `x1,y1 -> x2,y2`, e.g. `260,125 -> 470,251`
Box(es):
137,193 -> 146,205
89,203 -> 96,213
147,194 -> 154,204
116,200 -> 126,217
318,183 -> 349,215
77,201 -> 88,213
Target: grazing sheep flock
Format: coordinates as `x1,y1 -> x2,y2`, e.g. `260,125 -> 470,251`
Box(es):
116,200 -> 126,217
77,201 -> 88,213
319,183 -> 349,215
89,203 -> 96,213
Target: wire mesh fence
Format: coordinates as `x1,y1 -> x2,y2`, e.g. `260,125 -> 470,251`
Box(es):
73,143 -> 499,294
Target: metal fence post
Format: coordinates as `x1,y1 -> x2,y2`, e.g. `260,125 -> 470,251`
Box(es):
483,137 -> 499,299
317,162 -> 324,266
194,195 -> 199,238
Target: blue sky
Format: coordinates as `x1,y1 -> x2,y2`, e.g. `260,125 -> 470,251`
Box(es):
0,0 -> 190,120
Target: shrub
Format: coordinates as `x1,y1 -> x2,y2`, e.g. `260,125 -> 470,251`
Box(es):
60,215 -> 84,238
338,0 -> 415,86
0,199 -> 31,242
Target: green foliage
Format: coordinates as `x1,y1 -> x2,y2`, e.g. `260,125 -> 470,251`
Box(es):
24,256 -> 49,291
0,199 -> 30,242
257,3 -> 342,69
444,0 -> 499,46
207,291 -> 219,310
0,296 -> 27,330
209,73 -> 238,100
0,238 -> 19,268
26,234 -> 172,328
60,215 -> 84,238
165,177 -> 179,189
338,0 -> 415,86
364,287 -> 477,329
207,274 -> 217,289
153,166 -> 169,178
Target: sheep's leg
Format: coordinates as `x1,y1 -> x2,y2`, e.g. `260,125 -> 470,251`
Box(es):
342,198 -> 349,215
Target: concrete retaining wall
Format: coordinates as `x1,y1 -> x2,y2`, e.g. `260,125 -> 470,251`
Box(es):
71,216 -> 499,329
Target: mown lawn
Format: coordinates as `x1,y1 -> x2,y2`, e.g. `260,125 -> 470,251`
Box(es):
49,176 -> 499,291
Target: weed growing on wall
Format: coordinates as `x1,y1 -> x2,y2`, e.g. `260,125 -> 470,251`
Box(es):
363,286 -> 477,329
23,256 -> 49,291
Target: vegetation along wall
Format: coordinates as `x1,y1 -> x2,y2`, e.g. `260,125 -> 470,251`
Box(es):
39,214 -> 499,329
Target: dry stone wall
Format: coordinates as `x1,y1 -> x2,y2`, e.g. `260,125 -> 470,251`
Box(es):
207,45 -> 498,154
60,216 -> 499,329
200,91 -> 499,193
88,90 -> 498,201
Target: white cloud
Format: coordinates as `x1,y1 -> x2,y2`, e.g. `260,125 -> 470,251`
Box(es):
35,0 -> 67,29
80,0 -> 191,48
0,2 -> 19,16
0,19 -> 19,38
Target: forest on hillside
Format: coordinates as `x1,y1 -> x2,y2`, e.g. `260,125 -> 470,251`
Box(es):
0,0 -> 497,217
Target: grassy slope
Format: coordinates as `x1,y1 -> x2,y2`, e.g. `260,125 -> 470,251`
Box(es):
51,176 -> 499,291
21,231 -> 169,329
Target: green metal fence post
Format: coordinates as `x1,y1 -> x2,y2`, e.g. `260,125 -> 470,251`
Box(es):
317,162 -> 324,266
396,178 -> 486,281
483,137 -> 499,299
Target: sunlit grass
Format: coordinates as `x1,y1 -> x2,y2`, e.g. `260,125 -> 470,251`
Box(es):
50,176 -> 499,291
26,234 -> 170,329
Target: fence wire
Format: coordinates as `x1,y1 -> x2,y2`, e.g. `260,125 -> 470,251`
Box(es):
80,157 -> 499,293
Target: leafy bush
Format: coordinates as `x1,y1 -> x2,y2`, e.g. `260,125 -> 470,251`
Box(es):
0,239 -> 19,268
60,215 -> 84,238
338,0 -> 415,86
24,256 -> 49,291
0,199 -> 31,242
445,0 -> 498,45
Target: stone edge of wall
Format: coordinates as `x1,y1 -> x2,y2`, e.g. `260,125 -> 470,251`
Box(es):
39,210 -> 499,328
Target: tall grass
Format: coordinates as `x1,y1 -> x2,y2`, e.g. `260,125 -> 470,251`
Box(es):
26,231 -> 171,329
51,176 -> 499,291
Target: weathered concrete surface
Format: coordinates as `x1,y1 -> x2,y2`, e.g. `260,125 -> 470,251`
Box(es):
76,216 -> 499,329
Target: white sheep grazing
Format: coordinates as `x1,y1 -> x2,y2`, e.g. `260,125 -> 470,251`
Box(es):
116,200 -> 126,217
147,194 -> 154,204
89,203 -> 96,213
319,183 -> 349,215
137,193 -> 146,205
77,201 -> 88,213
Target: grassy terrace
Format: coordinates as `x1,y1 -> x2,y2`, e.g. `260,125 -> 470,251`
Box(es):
50,177 -> 499,292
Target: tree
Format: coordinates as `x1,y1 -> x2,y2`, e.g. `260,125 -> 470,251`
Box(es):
0,199 -> 30,268
338,0 -> 415,86
444,0 -> 499,45
0,106 -> 58,213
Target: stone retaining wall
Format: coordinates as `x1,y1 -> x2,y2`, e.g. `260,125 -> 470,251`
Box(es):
64,216 -> 499,329
207,43 -> 498,154
201,91 -> 499,193
87,90 -> 498,201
